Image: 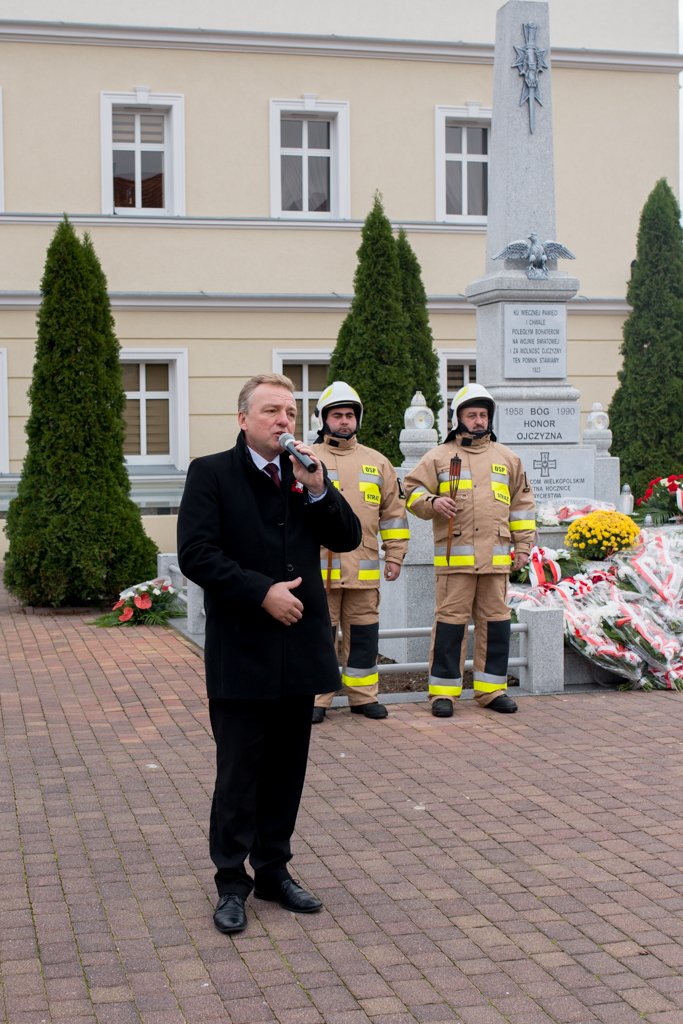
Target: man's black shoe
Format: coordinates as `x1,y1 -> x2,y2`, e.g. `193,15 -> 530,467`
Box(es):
213,893 -> 247,933
431,698 -> 453,718
254,878 -> 322,913
350,702 -> 388,719
312,706 -> 326,724
488,693 -> 518,713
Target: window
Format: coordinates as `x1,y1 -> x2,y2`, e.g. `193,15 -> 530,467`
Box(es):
446,360 -> 477,432
437,348 -> 477,438
270,98 -> 350,219
119,349 -> 189,471
435,104 -> 491,224
122,362 -> 171,460
112,110 -> 166,211
101,91 -> 185,216
283,361 -> 330,441
0,348 -> 8,475
445,125 -> 488,217
280,118 -> 331,213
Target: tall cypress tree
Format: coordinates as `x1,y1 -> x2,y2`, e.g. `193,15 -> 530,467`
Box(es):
328,194 -> 412,464
4,218 -> 158,606
396,227 -> 442,428
608,179 -> 683,498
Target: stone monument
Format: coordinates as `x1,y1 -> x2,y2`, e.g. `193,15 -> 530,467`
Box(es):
465,0 -> 619,507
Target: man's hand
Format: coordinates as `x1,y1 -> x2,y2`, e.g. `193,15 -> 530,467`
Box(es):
385,561 -> 401,581
433,496 -> 458,518
513,551 -> 529,572
262,578 -> 304,625
290,441 -> 325,496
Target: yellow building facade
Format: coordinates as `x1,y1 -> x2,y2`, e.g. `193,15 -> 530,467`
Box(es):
0,2 -> 679,553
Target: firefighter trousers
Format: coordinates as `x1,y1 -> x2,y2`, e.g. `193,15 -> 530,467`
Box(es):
315,588 -> 380,708
429,573 -> 510,708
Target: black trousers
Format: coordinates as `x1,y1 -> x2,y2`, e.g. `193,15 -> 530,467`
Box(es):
208,695 -> 314,897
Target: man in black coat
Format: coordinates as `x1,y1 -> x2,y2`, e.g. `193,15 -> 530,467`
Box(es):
178,372 -> 361,934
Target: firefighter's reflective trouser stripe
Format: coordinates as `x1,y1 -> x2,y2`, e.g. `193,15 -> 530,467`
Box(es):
315,588 -> 381,708
428,573 -> 511,709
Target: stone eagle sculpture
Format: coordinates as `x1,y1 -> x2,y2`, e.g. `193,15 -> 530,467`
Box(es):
492,233 -> 576,279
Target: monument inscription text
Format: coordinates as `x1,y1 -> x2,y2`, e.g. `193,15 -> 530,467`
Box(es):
515,446 -> 595,502
503,303 -> 567,378
497,401 -> 580,444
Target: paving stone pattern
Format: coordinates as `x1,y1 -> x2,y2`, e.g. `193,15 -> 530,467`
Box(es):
1,589 -> 683,1023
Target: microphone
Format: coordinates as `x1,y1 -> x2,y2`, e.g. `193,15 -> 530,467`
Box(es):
279,432 -> 318,473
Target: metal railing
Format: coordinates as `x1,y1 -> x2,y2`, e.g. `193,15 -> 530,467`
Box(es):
371,623 -> 528,675
157,554 -> 529,676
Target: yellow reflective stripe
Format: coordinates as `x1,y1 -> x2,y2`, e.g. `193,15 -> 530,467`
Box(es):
492,555 -> 512,566
321,569 -> 341,580
358,570 -> 381,580
473,679 -> 508,693
429,684 -> 462,696
439,479 -> 473,493
331,480 -> 340,490
434,555 -> 475,567
491,482 -> 510,504
342,671 -> 379,687
380,529 -> 410,539
510,518 -> 535,531
407,488 -> 429,508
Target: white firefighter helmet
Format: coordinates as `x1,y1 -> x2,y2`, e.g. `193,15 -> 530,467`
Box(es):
315,380 -> 364,429
451,382 -> 496,425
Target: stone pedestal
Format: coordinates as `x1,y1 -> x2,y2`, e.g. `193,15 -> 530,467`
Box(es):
378,419 -> 437,662
582,424 -> 620,507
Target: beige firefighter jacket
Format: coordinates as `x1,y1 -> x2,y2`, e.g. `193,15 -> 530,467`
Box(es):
403,433 -> 536,574
312,434 -> 409,588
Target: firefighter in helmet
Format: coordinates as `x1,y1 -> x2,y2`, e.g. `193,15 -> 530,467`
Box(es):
311,382 -> 409,722
403,383 -> 535,716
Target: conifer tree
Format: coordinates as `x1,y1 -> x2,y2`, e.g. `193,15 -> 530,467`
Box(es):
608,179 -> 683,498
396,227 -> 442,428
328,194 -> 412,464
4,218 -> 158,606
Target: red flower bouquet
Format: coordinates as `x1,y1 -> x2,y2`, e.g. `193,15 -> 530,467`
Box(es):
633,475 -> 683,525
94,579 -> 186,627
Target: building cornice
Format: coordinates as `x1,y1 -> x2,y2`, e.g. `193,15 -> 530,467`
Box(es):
0,20 -> 681,73
0,212 -> 487,234
0,291 -> 631,315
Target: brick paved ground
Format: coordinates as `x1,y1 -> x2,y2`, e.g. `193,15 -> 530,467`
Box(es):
2,590 -> 683,1023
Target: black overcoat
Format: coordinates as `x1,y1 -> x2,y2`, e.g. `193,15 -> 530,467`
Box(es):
177,432 -> 362,699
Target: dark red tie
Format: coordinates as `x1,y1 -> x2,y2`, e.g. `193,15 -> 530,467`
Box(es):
263,463 -> 281,489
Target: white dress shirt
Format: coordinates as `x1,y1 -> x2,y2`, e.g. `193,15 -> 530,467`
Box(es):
247,446 -> 325,501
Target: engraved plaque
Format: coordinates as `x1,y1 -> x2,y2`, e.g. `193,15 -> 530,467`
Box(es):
496,401 -> 580,444
504,303 -> 567,378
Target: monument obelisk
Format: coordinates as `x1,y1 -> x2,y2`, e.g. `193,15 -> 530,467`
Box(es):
466,0 -> 619,505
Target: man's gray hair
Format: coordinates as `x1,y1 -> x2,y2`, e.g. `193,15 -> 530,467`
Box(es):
238,373 -> 296,414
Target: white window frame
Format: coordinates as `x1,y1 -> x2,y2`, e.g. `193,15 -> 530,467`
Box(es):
0,348 -> 9,474
435,103 -> 491,225
119,348 -> 189,471
272,348 -> 333,438
101,90 -> 185,217
0,89 -> 5,214
270,98 -> 350,220
438,348 -> 477,439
